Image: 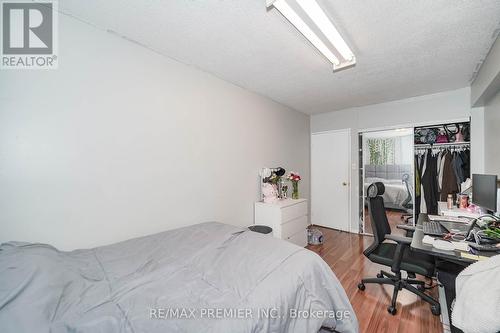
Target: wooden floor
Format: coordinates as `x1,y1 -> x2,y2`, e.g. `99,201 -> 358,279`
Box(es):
307,214 -> 442,333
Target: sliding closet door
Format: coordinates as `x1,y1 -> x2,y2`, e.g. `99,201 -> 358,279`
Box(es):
362,129 -> 414,234
311,129 -> 351,232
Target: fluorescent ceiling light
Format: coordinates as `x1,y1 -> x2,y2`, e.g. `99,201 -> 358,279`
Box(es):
273,0 -> 340,65
268,0 -> 355,71
295,0 -> 354,62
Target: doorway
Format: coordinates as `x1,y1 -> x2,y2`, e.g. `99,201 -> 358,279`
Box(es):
311,129 -> 351,232
360,128 -> 414,235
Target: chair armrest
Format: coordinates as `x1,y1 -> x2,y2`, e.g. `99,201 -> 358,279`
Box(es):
385,234 -> 412,245
385,234 -> 412,274
396,224 -> 416,231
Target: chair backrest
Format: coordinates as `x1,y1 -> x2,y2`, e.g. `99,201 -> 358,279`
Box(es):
364,182 -> 392,257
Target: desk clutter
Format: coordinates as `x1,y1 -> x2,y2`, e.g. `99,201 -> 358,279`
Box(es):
421,214 -> 500,255
422,235 -> 469,251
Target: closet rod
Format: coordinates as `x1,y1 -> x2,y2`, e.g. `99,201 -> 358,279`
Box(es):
414,142 -> 470,148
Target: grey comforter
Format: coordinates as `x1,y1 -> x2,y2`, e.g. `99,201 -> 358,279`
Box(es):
0,222 -> 358,333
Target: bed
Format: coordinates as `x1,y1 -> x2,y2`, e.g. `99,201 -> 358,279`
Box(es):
364,164 -> 412,210
0,222 -> 358,333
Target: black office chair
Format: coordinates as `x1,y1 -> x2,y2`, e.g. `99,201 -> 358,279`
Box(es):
358,182 -> 441,316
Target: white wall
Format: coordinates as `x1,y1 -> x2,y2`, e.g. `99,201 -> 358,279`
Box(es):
471,36 -> 500,107
484,90 -> 500,176
473,35 -> 500,177
0,14 -> 310,250
311,88 -> 482,232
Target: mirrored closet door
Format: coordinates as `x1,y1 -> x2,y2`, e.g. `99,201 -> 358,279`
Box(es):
360,128 -> 414,235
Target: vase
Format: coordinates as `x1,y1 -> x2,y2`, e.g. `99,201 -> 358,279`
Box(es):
292,182 -> 299,199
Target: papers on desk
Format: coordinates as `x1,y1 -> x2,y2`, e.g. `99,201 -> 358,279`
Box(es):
428,214 -> 472,224
422,235 -> 436,245
460,252 -> 489,261
452,241 -> 470,252
422,235 -> 470,252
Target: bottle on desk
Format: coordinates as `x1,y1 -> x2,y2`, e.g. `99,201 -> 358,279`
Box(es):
447,194 -> 453,209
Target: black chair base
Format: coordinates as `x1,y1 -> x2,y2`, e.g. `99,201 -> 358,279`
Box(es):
358,270 -> 441,316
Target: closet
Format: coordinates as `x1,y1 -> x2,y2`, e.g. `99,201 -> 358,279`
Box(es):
414,121 -> 471,216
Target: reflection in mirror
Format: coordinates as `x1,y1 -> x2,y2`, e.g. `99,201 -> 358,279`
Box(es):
360,128 -> 414,235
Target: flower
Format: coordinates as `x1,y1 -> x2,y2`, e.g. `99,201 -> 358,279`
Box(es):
287,172 -> 301,182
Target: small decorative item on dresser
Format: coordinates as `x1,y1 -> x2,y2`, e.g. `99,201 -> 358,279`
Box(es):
262,183 -> 279,204
287,172 -> 301,199
260,167 -> 287,199
281,184 -> 288,199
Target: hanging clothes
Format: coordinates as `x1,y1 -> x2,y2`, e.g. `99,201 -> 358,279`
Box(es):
415,155 -> 421,197
461,149 -> 471,182
414,155 -> 422,216
420,152 -> 428,214
437,150 -> 447,194
421,149 -> 439,214
452,151 -> 467,189
414,122 -> 470,213
440,150 -> 460,201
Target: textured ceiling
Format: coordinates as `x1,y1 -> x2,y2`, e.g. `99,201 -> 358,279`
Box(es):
59,0 -> 500,114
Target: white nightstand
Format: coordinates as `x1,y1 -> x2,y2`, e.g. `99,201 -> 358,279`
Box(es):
254,199 -> 309,247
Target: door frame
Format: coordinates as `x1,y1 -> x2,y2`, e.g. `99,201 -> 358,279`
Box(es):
311,128 -> 352,233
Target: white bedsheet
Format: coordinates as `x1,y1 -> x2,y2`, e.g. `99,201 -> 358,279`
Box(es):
0,222 -> 359,333
364,177 -> 408,207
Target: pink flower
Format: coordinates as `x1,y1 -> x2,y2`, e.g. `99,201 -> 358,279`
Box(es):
287,172 -> 301,182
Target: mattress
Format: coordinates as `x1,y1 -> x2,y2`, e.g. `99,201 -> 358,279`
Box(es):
0,222 -> 358,333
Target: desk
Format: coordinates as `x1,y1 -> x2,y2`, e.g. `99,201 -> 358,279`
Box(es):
410,213 -> 497,263
411,214 -> 498,333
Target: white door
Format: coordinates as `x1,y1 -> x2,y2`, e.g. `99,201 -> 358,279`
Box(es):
311,129 -> 351,232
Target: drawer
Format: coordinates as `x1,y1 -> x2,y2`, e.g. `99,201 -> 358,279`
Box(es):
281,201 -> 307,223
281,215 -> 308,239
286,229 -> 308,247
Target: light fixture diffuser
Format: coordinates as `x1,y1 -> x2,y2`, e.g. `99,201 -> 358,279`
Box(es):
267,0 -> 356,71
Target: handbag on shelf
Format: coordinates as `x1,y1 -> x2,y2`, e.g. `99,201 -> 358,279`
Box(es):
424,128 -> 438,144
414,128 -> 427,144
454,124 -> 465,142
444,124 -> 460,142
436,130 -> 448,143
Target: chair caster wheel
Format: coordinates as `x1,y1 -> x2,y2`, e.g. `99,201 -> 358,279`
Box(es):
357,283 -> 365,291
377,272 -> 384,278
431,305 -> 441,316
387,306 -> 397,315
